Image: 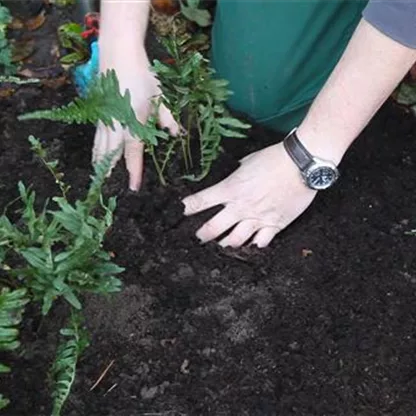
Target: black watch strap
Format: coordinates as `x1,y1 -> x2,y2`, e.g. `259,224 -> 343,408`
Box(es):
283,129 -> 313,171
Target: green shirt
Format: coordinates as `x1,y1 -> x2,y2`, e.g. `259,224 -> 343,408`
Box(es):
211,0 -> 367,132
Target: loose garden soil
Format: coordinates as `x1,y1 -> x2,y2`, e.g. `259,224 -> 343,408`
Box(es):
2,6 -> 416,416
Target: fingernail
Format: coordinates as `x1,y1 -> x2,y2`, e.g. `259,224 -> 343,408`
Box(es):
129,180 -> 139,192
180,199 -> 187,214
128,172 -> 141,191
195,231 -> 204,244
181,198 -> 189,215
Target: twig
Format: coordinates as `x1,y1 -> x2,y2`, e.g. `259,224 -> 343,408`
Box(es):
89,359 -> 115,391
103,383 -> 118,396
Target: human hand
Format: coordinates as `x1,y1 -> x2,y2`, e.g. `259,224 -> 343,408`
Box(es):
92,55 -> 179,191
182,142 -> 318,248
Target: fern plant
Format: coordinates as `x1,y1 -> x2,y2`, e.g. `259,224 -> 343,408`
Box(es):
0,288 -> 29,409
152,34 -> 250,181
0,137 -> 123,414
1,137 -> 123,316
0,1 -> 15,75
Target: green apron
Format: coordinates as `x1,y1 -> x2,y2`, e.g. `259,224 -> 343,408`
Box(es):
211,0 -> 368,132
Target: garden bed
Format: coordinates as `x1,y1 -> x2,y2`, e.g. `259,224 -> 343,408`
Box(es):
3,5 -> 416,416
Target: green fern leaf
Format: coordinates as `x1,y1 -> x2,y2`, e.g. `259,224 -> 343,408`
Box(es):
0,288 -> 28,351
19,70 -> 166,146
184,104 -> 250,182
84,148 -> 119,210
51,313 -> 89,416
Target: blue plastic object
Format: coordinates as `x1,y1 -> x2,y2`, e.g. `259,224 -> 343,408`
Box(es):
73,41 -> 99,97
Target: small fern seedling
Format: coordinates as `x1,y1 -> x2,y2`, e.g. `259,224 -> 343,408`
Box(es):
0,138 -> 124,316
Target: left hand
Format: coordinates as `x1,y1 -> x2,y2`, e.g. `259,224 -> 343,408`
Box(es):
91,54 -> 179,191
182,142 -> 318,248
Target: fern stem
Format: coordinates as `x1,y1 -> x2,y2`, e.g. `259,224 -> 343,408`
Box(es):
197,117 -> 204,174
149,145 -> 167,186
45,163 -> 68,200
160,139 -> 177,175
186,110 -> 194,169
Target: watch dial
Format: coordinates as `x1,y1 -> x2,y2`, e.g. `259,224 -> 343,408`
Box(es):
307,166 -> 337,190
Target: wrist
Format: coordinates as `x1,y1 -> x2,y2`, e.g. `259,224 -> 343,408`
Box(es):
98,39 -> 149,72
283,129 -> 340,190
295,123 -> 351,166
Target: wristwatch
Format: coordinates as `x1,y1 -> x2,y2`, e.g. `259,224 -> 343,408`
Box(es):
283,128 -> 339,190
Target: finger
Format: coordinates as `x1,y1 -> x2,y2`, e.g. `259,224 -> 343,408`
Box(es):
251,227 -> 280,248
182,182 -> 228,216
124,134 -> 145,191
196,207 -> 239,243
219,220 -> 259,248
158,103 -> 180,136
239,152 -> 255,164
92,121 -> 109,164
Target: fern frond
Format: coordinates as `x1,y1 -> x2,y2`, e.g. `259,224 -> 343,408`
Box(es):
0,1 -> 11,31
0,288 -> 28,353
0,2 -> 15,75
84,147 -> 120,210
0,288 -> 29,410
19,70 -> 166,146
51,312 -> 89,416
184,106 -> 250,182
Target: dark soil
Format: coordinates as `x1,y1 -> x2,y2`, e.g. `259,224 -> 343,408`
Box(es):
3,6 -> 416,416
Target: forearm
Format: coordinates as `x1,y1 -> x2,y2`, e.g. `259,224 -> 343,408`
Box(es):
99,0 -> 150,67
297,19 -> 416,165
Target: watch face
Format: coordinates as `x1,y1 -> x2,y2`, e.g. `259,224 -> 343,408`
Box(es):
306,166 -> 337,190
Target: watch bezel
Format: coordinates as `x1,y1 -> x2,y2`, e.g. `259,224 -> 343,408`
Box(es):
302,158 -> 339,190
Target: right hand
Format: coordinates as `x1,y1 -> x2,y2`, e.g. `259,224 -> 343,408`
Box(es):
182,142 -> 318,248
92,54 -> 180,191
